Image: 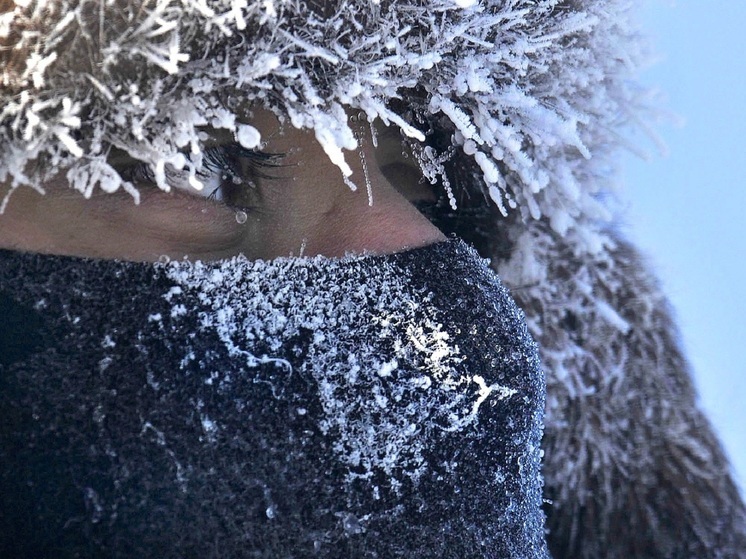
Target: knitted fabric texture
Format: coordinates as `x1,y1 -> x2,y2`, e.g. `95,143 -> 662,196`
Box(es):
0,240 -> 549,558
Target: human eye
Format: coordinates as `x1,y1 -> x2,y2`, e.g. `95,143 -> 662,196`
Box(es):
117,143 -> 285,208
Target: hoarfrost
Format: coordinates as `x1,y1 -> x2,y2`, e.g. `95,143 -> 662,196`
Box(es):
1,0 -> 655,244
164,248 -> 515,489
235,123 -> 261,149
200,414 -> 219,442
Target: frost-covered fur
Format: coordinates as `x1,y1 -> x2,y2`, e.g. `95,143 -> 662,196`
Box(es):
1,0 -> 645,231
2,0 -> 746,557
495,219 -> 746,558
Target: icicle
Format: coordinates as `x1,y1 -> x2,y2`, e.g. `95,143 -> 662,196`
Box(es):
350,112 -> 374,206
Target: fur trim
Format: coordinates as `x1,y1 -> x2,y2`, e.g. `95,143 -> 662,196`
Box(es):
495,220 -> 746,558
1,0 -> 647,237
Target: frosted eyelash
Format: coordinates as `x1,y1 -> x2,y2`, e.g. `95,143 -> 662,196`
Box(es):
120,144 -> 284,202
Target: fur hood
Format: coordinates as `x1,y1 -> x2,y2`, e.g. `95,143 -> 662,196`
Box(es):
2,0 -> 645,242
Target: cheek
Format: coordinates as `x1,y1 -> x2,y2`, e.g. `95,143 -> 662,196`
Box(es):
103,190 -> 248,258
0,180 -> 248,262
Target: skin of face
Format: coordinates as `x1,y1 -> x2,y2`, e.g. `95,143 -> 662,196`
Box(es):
0,108 -> 444,262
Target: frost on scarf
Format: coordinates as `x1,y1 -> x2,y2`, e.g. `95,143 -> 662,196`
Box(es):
1,0 -> 649,236
0,240 -> 549,557
163,248 -> 520,491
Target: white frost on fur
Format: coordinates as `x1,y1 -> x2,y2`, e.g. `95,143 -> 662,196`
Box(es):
1,0 -> 652,239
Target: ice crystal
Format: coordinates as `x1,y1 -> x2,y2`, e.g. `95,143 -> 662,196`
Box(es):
1,0 -> 652,240
164,246 -> 518,488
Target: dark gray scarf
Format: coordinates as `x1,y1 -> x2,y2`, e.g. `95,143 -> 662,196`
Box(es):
0,239 -> 549,558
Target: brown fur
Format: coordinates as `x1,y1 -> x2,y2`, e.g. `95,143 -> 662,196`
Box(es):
496,219 -> 746,558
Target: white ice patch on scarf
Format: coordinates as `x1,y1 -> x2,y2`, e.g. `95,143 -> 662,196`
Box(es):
164,251 -> 515,489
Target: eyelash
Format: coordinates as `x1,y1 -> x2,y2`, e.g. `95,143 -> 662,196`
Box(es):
119,143 -> 284,205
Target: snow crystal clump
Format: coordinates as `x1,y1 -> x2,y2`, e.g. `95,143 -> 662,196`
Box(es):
163,249 -> 515,488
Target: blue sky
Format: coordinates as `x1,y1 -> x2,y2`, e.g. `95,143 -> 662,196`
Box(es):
623,2 -> 746,492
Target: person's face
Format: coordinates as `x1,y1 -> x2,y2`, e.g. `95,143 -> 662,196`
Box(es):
0,110 -> 443,262
0,1 -> 444,262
